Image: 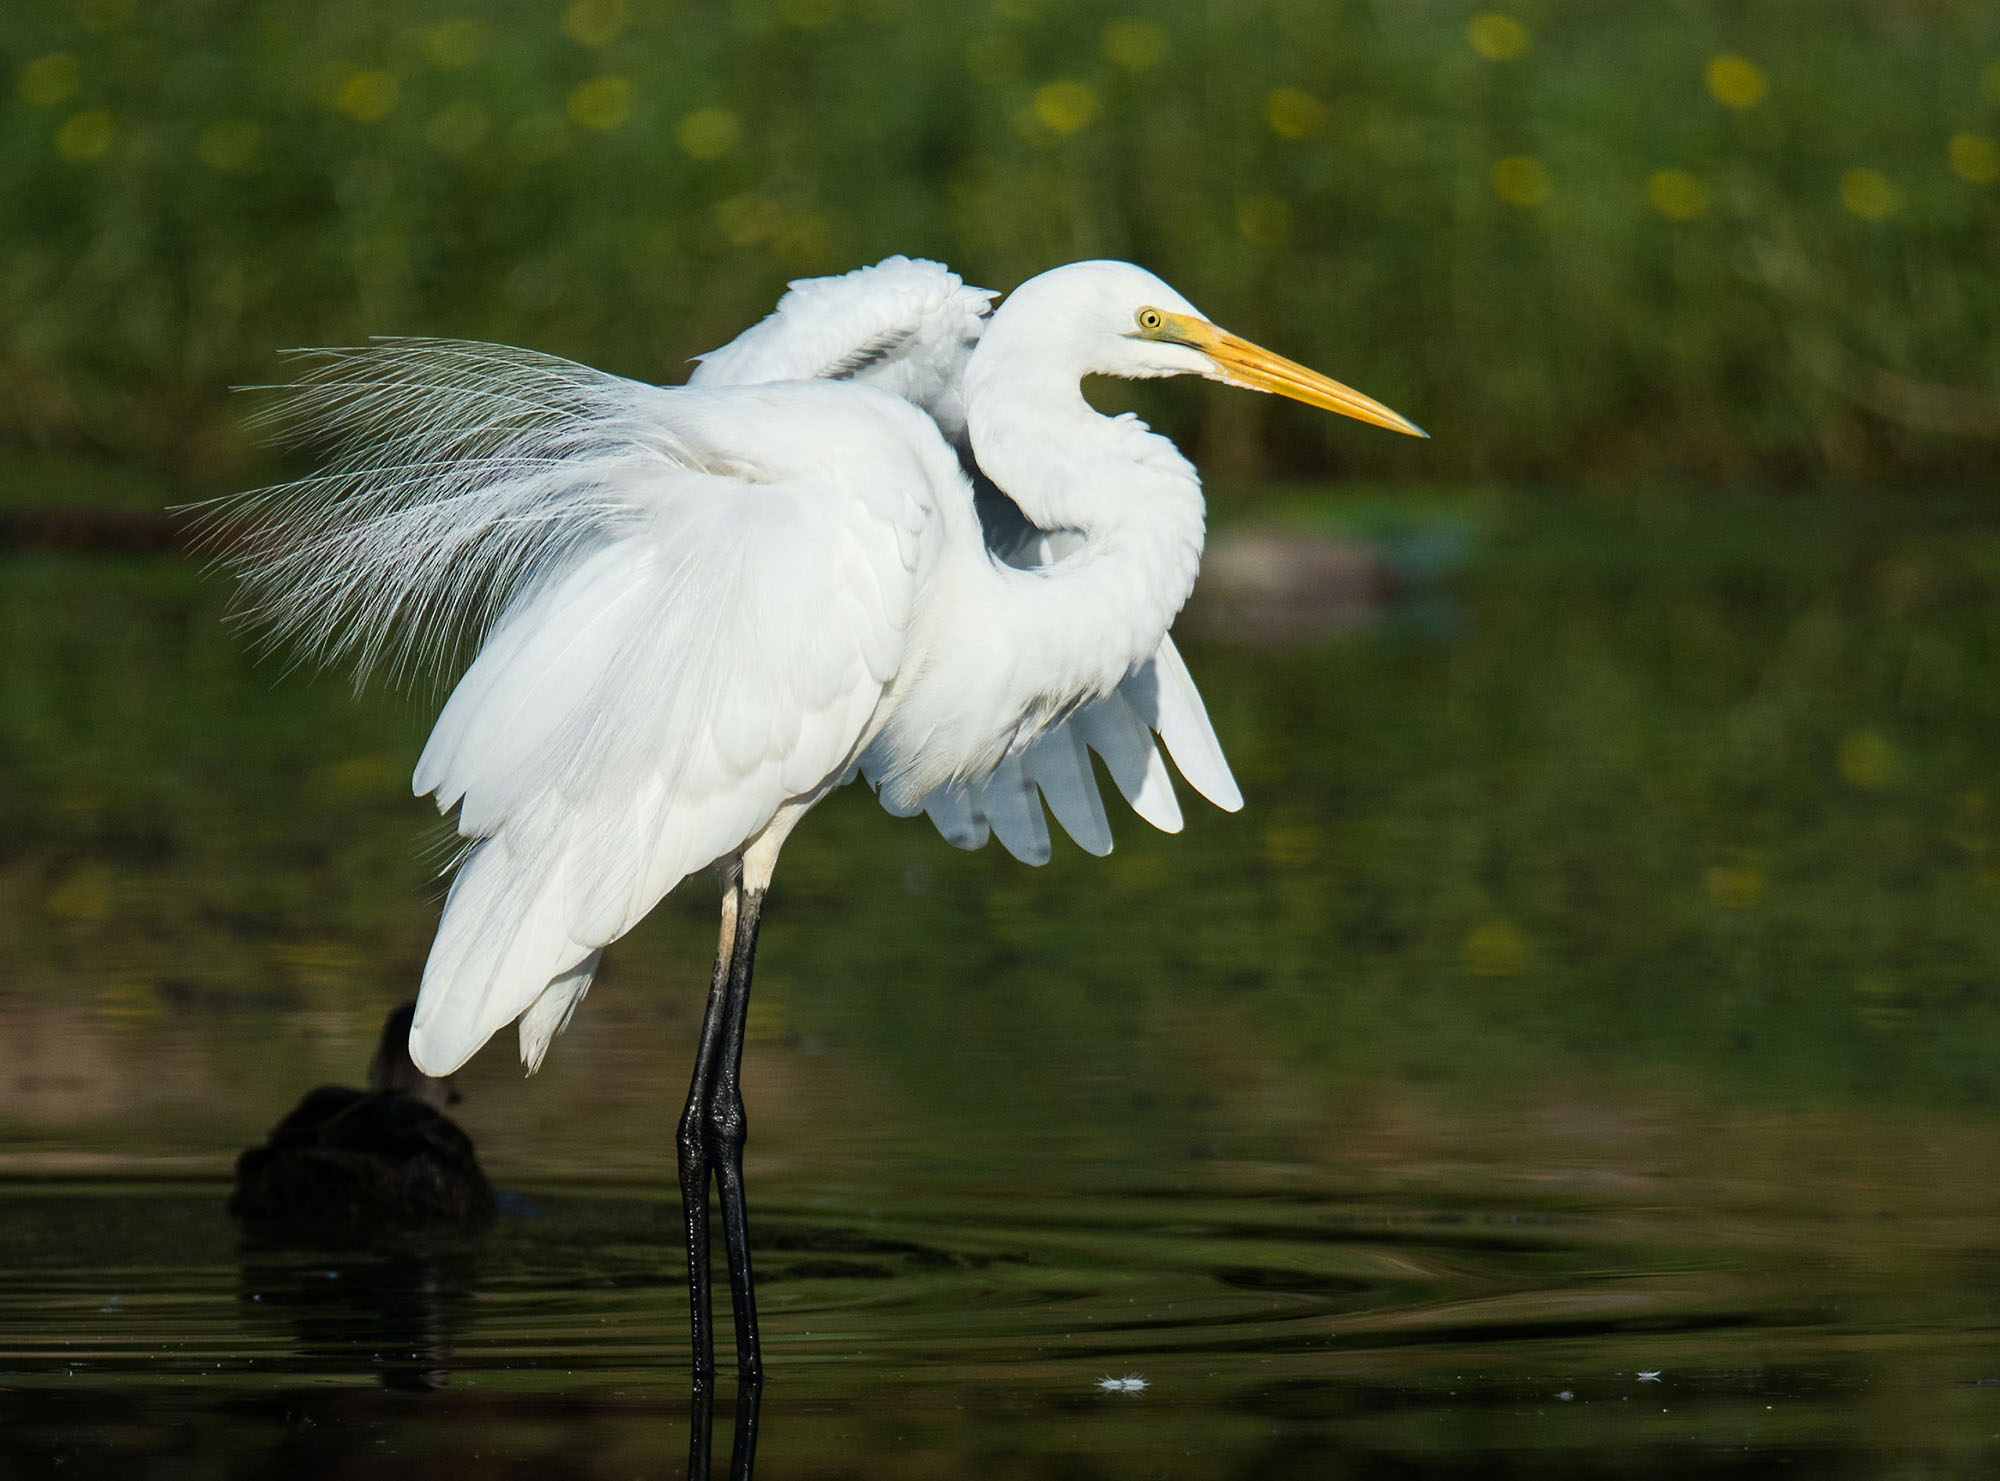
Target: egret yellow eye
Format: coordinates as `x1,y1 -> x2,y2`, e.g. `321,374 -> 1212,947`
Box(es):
1136,307 -> 1165,334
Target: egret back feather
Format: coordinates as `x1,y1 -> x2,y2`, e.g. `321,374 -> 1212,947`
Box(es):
690,255 -> 994,440
688,257 -> 1243,863
214,339 -> 707,688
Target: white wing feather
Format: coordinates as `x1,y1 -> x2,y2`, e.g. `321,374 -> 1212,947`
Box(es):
973,752 -> 1051,866
221,344 -> 931,1074
693,257 -> 1242,865
217,340 -> 685,683
1109,640 -> 1244,814
1020,724 -> 1114,857
691,256 -> 994,440
1073,690 -> 1184,834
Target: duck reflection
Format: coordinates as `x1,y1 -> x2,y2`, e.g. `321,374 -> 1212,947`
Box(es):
231,1003 -> 492,1392
237,1245 -> 474,1392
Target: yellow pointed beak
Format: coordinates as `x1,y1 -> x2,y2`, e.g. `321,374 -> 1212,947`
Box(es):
1161,312 -> 1428,438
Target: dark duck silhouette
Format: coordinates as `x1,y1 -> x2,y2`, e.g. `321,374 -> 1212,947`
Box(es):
231,1003 -> 496,1240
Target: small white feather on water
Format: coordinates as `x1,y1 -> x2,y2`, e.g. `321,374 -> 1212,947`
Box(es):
1098,1374 -> 1148,1392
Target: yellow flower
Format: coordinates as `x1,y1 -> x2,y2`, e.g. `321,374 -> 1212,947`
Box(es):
1103,19 -> 1168,71
1468,13 -> 1530,63
1705,54 -> 1767,109
20,53 -> 80,106
1264,87 -> 1327,140
1839,168 -> 1899,221
562,0 -> 628,46
1492,154 -> 1552,207
1948,133 -> 1999,185
335,70 -> 400,123
679,107 -> 741,160
1465,920 -> 1527,977
1647,168 -> 1709,220
568,76 -> 632,131
56,109 -> 114,161
1032,80 -> 1100,136
1705,863 -> 1764,909
1838,730 -> 1900,787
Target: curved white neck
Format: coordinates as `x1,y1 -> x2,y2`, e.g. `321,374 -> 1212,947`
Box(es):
958,346 -> 1207,699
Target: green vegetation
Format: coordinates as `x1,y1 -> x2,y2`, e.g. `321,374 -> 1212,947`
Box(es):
3,1 -> 1999,486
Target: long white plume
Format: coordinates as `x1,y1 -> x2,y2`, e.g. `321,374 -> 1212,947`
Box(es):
204,338 -> 697,686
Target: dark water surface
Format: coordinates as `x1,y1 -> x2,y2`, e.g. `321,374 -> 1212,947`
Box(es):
6,1140 -> 2000,1477
4,483 -> 2000,1475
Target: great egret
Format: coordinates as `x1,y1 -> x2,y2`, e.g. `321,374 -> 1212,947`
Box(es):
222,256 -> 1423,1385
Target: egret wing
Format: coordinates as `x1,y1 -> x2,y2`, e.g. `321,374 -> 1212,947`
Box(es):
916,637 -> 1240,867
217,343 -> 933,1074
414,465 -> 917,1074
1108,636 -> 1244,813
691,255 -> 994,440
1020,723 -> 1115,857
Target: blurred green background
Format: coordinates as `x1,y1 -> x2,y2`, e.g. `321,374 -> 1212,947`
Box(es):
5,7 -> 2000,1471
4,0 -> 1999,489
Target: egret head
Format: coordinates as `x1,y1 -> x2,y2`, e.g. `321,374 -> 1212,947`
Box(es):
995,260 -> 1426,438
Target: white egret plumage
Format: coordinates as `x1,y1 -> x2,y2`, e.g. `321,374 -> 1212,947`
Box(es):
220,256 -> 1424,1385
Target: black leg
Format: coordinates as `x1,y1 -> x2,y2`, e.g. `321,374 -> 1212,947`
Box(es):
678,883 -> 741,1383
708,886 -> 766,1380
